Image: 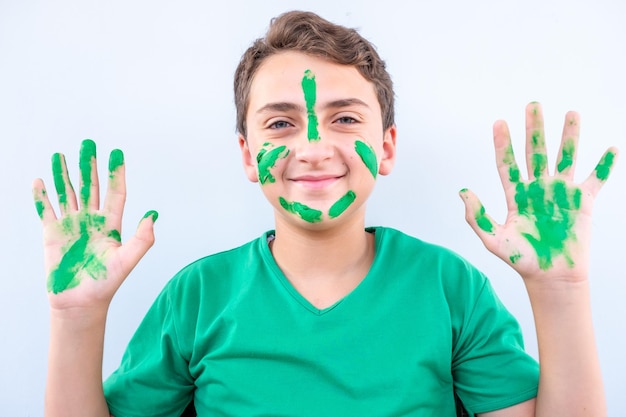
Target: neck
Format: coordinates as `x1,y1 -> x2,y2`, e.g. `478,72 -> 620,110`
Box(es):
270,211 -> 375,308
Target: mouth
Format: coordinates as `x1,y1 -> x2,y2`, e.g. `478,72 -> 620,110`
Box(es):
290,174 -> 344,190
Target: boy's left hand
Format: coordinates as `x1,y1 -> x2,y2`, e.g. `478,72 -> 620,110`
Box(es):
461,102 -> 618,283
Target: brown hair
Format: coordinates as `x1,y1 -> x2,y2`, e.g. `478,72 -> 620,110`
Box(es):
234,10 -> 395,137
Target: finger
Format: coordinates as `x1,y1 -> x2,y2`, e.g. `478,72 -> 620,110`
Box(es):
118,211 -> 158,276
51,152 -> 78,215
493,119 -> 521,212
459,189 -> 499,253
103,149 -> 127,229
582,147 -> 619,197
78,139 -> 100,210
32,178 -> 58,224
525,102 -> 548,179
554,111 -> 580,179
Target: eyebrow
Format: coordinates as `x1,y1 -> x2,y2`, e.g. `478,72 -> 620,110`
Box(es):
255,98 -> 370,115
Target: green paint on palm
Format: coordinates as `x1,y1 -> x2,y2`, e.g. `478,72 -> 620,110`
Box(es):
108,229 -> 121,242
79,139 -> 96,206
557,138 -> 575,173
475,205 -> 494,234
329,191 -> 356,218
509,252 -> 522,264
517,179 -> 579,270
502,138 -> 582,270
47,212 -> 110,294
355,140 -> 377,179
108,149 -> 124,179
257,144 -> 290,184
302,70 -> 320,142
279,197 -> 322,223
595,151 -> 615,181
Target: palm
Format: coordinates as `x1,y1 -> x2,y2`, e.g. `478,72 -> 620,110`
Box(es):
33,140 -> 157,310
462,103 -> 617,281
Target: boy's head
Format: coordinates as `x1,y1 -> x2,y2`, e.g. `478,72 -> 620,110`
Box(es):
234,10 -> 395,138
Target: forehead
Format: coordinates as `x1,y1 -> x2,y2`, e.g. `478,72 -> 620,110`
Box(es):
248,51 -> 379,112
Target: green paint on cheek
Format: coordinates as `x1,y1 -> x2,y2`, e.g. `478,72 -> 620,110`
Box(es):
557,138 -> 575,173
354,140 -> 378,179
515,179 -> 579,270
52,153 -> 69,208
329,191 -> 356,218
108,149 -> 124,179
279,197 -> 322,223
257,144 -> 290,184
595,151 -> 615,181
79,139 -> 96,206
475,205 -> 495,234
301,70 -> 320,142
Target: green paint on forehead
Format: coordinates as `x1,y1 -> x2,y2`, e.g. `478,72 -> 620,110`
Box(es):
301,70 -> 320,142
257,144 -> 290,185
475,205 -> 495,234
52,153 -> 69,208
279,197 -> 322,223
557,138 -> 575,173
108,149 -> 124,179
354,140 -> 378,179
595,150 -> 615,181
329,191 -> 356,218
79,139 -> 96,206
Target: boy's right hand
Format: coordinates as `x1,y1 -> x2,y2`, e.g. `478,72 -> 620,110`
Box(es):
33,139 -> 157,312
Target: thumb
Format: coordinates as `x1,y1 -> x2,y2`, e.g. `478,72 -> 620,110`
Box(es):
459,189 -> 498,249
118,210 -> 158,275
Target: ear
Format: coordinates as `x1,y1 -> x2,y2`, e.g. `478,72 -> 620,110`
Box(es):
378,125 -> 397,176
239,134 -> 259,183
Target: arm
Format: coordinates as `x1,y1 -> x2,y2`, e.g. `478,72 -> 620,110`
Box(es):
34,140 -> 157,417
460,103 -> 617,416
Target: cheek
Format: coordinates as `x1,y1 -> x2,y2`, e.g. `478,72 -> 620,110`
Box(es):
353,140 -> 379,179
256,145 -> 291,185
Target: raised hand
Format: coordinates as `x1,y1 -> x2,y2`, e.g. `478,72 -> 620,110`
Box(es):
460,102 -> 618,281
33,139 -> 157,310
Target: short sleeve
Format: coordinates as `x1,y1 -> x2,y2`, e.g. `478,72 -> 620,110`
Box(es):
103,282 -> 194,417
452,279 -> 539,414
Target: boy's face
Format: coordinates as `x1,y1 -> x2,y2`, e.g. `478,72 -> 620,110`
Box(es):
239,51 -> 396,229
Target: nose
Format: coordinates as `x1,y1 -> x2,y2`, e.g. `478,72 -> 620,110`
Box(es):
293,131 -> 334,165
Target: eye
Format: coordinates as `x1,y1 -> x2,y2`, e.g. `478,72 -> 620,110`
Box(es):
335,116 -> 358,124
269,120 -> 293,129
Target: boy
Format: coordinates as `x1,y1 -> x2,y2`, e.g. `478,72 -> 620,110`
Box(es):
35,10 -> 617,417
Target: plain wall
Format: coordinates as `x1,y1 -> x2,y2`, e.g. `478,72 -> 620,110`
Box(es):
1,0 -> 624,415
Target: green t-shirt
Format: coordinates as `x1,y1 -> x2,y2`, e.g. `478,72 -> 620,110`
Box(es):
104,227 -> 538,417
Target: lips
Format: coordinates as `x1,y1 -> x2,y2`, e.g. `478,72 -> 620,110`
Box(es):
290,174 -> 345,190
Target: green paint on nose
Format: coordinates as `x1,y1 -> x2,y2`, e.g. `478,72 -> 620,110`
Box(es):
302,70 -> 320,142
595,151 -> 615,181
108,149 -> 124,179
257,144 -> 290,185
52,153 -> 69,208
557,138 -> 575,173
279,197 -> 322,223
79,139 -> 97,206
475,205 -> 495,234
354,141 -> 378,179
329,191 -> 356,218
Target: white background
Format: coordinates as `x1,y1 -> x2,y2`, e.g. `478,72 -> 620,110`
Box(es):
1,0 -> 624,415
